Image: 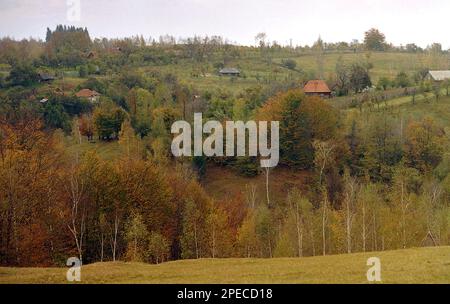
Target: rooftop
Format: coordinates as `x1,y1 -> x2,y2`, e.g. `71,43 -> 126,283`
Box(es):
76,89 -> 101,98
428,71 -> 450,81
219,68 -> 240,74
303,80 -> 331,93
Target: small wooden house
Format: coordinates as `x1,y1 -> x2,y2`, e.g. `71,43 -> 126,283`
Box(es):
38,73 -> 55,83
303,80 -> 332,98
219,68 -> 240,77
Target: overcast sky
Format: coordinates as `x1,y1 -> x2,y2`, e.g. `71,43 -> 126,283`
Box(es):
1,0 -> 449,48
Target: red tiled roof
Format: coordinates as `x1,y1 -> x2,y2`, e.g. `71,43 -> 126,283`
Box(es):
76,89 -> 100,98
303,80 -> 331,93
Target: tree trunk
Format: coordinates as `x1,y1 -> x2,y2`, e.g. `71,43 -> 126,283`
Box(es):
322,201 -> 327,256
362,200 -> 366,252
194,223 -> 199,259
295,202 -> 303,257
212,225 -> 216,258
346,199 -> 351,254
100,233 -> 104,262
372,211 -> 377,251
265,168 -> 270,208
111,213 -> 119,262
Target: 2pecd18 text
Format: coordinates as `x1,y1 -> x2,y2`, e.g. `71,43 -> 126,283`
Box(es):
177,288 -> 273,302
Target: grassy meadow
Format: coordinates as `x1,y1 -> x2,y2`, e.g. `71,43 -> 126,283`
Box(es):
0,247 -> 448,284
29,51 -> 449,95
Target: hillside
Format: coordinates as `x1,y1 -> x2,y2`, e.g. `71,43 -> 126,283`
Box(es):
4,51 -> 447,96
1,247 -> 449,284
63,95 -> 450,203
2,28 -> 450,276
139,51 -> 450,93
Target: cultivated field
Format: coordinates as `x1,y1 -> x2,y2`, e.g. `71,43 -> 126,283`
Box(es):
1,247 -> 449,284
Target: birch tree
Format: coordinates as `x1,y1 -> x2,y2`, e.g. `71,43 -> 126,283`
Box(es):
288,189 -> 313,257
66,165 -> 86,264
320,189 -> 329,256
313,140 -> 335,187
343,172 -> 358,254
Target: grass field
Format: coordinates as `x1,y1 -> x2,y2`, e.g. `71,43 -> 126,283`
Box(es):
0,247 -> 448,284
28,51 -> 449,97
138,51 -> 450,93
65,138 -> 122,160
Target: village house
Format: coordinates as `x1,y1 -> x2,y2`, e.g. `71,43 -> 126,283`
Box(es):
38,73 -> 55,83
426,70 -> 450,82
303,80 -> 332,98
219,68 -> 240,77
76,89 -> 101,102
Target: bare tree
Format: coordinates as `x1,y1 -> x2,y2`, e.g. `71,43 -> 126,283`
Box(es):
422,182 -> 442,246
255,32 -> 267,48
99,213 -> 107,262
396,174 -> 411,249
343,172 -> 358,254
288,190 -> 303,257
313,141 -> 335,186
264,167 -> 271,208
66,166 -> 85,264
245,183 -> 257,209
321,189 -> 329,256
110,208 -> 120,262
361,191 -> 367,252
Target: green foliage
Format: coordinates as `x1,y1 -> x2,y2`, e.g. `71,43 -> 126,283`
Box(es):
404,117 -> 446,172
364,28 -> 386,51
181,200 -> 207,259
93,102 -> 127,140
49,95 -> 93,116
205,95 -> 234,120
126,87 -> 153,137
235,156 -> 260,177
193,155 -> 207,178
43,102 -> 71,132
45,25 -> 92,67
258,89 -> 338,168
147,232 -> 170,264
125,212 -> 149,262
281,59 -> 297,70
78,77 -> 106,94
377,76 -> 391,90
255,206 -> 275,257
395,72 -> 410,88
362,116 -> 403,181
349,63 -> 372,93
78,65 -> 88,78
7,63 -> 39,87
120,70 -> 146,89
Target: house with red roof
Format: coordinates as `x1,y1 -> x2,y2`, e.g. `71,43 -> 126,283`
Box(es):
303,80 -> 332,98
76,89 -> 101,103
